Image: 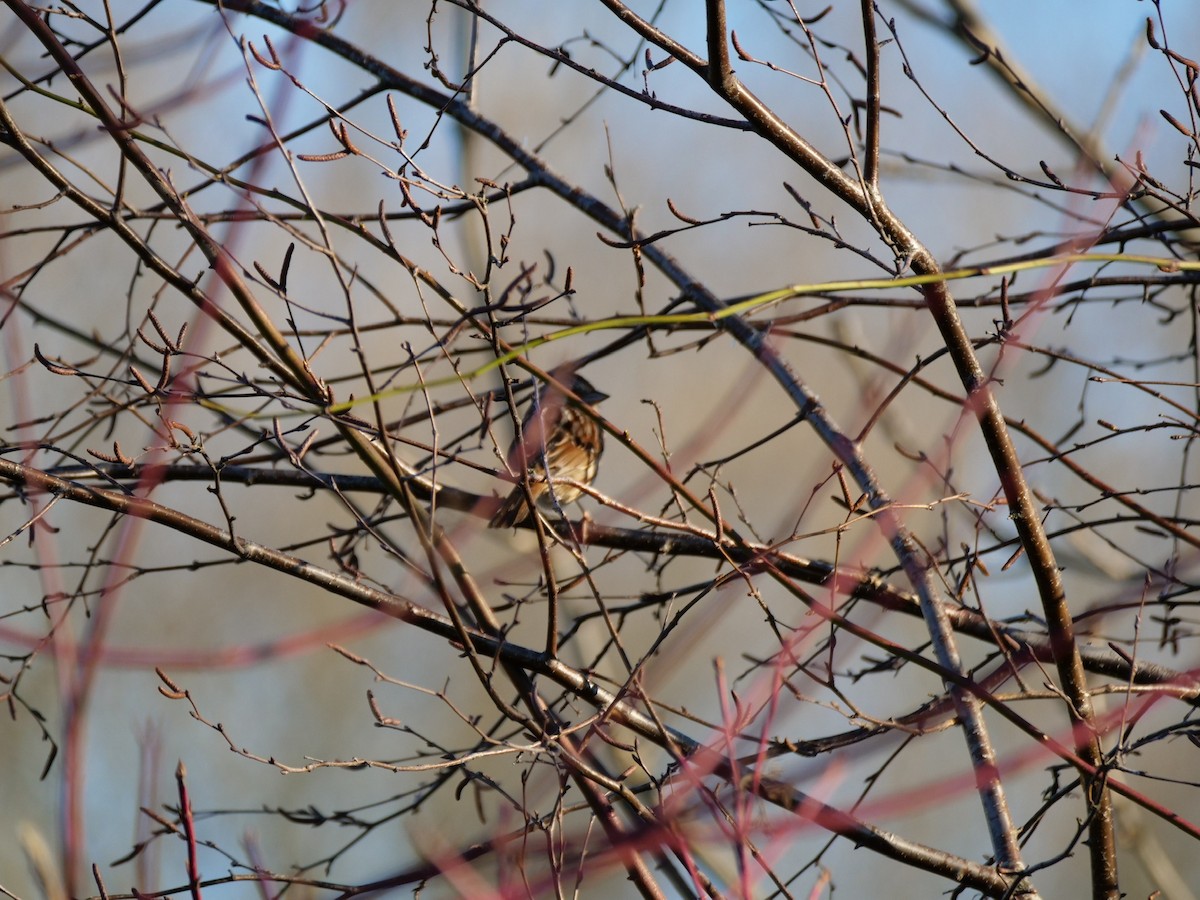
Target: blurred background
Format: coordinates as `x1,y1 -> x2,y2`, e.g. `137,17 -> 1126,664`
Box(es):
2,1 -> 1200,897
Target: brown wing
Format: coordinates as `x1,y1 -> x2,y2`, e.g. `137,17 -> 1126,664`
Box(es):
490,389 -> 564,528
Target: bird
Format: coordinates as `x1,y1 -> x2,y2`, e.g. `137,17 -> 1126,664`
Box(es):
489,371 -> 607,528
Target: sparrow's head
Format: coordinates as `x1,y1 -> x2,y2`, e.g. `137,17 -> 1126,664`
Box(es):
566,374 -> 608,406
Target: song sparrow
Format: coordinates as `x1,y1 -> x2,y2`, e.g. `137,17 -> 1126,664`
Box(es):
489,372 -> 608,528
